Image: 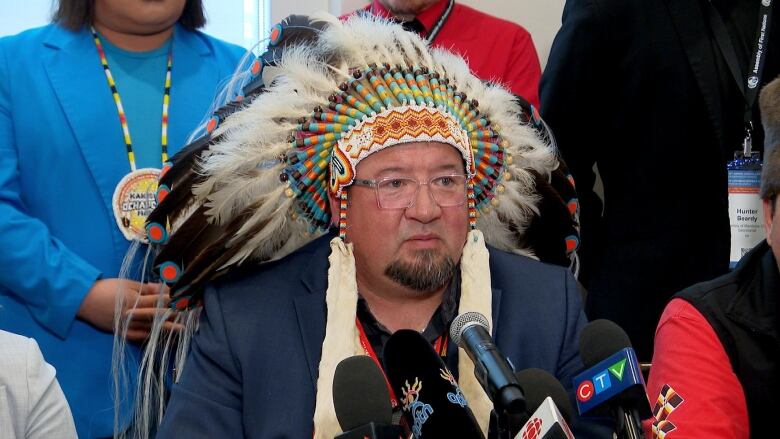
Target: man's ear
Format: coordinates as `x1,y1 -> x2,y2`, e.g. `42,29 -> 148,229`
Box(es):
328,189 -> 341,228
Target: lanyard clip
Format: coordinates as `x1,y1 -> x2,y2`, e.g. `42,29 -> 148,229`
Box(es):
742,121 -> 754,157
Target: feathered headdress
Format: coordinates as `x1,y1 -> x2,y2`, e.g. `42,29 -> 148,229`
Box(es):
148,14 -> 579,309
128,13 -> 580,438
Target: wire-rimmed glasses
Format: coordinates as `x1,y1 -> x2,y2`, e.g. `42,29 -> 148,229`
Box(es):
351,174 -> 469,209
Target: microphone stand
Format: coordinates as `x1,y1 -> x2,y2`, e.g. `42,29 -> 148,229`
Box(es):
488,385 -> 525,439
614,407 -> 642,439
490,410 -> 513,439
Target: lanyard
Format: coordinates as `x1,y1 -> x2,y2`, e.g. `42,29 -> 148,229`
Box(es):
424,0 -> 454,43
91,28 -> 172,171
706,1 -> 774,154
370,0 -> 454,43
355,317 -> 448,409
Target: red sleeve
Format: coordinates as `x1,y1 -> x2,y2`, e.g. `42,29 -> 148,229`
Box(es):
643,299 -> 749,439
503,29 -> 541,108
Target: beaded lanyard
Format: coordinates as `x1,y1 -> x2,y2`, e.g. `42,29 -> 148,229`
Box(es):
91,27 -> 172,171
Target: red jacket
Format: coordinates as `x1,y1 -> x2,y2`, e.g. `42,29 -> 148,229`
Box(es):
644,298 -> 749,438
355,0 -> 542,107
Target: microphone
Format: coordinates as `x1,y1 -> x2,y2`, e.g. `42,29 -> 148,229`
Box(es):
513,369 -> 575,439
515,369 -> 574,427
449,312 -> 526,415
333,355 -> 405,439
515,398 -> 575,439
383,329 -> 485,439
572,319 -> 652,439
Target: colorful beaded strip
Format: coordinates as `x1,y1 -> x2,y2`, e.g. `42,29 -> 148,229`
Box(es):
91,27 -> 172,171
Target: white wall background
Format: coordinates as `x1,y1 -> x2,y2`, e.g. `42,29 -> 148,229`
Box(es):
0,0 -> 564,67
0,0 -> 265,49
0,0 -> 54,37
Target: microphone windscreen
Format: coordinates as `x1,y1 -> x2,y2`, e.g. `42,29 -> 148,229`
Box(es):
333,355 -> 393,430
514,368 -> 574,425
578,319 -> 632,368
383,329 -> 484,439
449,311 -> 490,346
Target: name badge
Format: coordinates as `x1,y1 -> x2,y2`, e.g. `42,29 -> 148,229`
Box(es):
727,153 -> 764,267
112,168 -> 160,242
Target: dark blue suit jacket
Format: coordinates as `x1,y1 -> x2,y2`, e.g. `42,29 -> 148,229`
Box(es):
158,235 -> 611,438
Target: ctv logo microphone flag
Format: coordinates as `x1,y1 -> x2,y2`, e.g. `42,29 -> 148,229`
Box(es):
572,347 -> 645,415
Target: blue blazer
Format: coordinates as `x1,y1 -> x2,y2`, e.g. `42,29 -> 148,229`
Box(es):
0,23 -> 244,438
157,235 -> 612,438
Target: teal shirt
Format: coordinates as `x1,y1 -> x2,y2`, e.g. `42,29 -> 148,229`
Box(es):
102,36 -> 172,170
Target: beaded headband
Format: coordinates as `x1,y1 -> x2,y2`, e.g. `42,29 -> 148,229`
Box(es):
328,105 -> 476,196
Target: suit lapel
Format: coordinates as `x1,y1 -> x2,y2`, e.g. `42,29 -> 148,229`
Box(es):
663,0 -> 726,148
490,286 -> 503,337
42,26 -> 129,221
293,293 -> 327,392
166,25 -> 221,153
293,241 -> 331,392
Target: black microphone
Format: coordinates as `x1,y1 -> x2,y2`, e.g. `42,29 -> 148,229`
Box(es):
333,355 -> 405,439
573,319 -> 652,439
515,369 -> 574,427
449,312 -> 526,415
512,369 -> 575,439
383,329 -> 485,439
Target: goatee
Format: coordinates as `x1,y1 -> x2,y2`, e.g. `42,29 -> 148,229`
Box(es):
384,249 -> 456,293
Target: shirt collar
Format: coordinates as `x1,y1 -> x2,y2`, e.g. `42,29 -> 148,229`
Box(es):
370,0 -> 450,34
356,268 -> 461,342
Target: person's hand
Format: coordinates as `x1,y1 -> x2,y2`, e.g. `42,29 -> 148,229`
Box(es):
77,279 -> 181,342
122,282 -> 184,342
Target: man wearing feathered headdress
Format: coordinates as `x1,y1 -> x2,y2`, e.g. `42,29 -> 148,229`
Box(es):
124,13 -> 607,439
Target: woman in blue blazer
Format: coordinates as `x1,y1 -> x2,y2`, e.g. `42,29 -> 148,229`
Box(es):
0,0 -> 245,437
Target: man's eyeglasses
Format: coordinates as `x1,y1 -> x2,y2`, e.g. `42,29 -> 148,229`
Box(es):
351,174 -> 469,209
